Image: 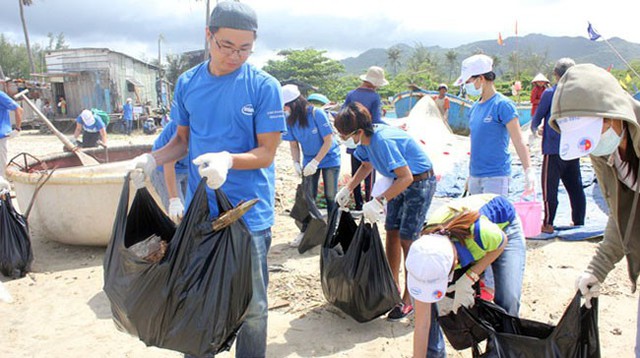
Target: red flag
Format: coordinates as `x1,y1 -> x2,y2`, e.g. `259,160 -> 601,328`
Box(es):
606,64 -> 613,72
515,20 -> 518,36
497,33 -> 504,46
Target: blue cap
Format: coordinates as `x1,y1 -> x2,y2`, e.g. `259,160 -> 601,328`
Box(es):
308,93 -> 330,105
209,1 -> 257,31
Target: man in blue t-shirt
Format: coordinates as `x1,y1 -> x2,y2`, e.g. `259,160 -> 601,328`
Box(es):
131,3 -> 285,357
530,58 -> 585,233
0,90 -> 23,179
122,98 -> 134,135
73,109 -> 107,148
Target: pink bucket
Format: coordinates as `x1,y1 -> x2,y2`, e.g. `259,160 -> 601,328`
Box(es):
513,194 -> 542,237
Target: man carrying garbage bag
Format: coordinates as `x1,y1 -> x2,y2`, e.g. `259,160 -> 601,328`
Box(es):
130,2 -> 285,357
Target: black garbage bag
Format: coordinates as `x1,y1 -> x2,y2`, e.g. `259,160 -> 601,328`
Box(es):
0,191 -> 33,278
320,209 -> 402,322
289,177 -> 327,254
103,176 -> 253,356
439,292 -> 600,357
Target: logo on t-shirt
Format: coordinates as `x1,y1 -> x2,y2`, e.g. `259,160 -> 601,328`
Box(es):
241,104 -> 254,116
483,115 -> 493,123
311,128 -> 318,134
433,290 -> 443,300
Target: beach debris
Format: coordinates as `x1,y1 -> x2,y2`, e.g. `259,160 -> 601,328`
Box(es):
212,198 -> 259,231
128,235 -> 167,263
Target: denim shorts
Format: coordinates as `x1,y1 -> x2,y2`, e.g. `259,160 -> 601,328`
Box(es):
385,176 -> 437,241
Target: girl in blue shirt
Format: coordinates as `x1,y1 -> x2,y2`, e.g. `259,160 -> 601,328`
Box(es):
282,85 -> 341,247
334,102 -> 437,321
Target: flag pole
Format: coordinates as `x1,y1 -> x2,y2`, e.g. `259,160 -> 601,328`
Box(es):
601,38 -> 640,80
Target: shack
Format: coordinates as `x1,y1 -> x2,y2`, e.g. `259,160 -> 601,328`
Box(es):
41,48 -> 161,118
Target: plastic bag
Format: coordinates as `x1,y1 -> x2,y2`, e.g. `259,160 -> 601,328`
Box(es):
0,191 -> 33,278
289,177 -> 327,254
439,292 -> 600,357
103,175 -> 253,356
320,209 -> 402,322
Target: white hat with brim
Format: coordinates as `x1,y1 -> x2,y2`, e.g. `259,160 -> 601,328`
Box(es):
80,109 -> 95,126
406,234 -> 454,303
532,73 -> 550,83
360,66 -> 389,87
556,116 -> 603,160
281,84 -> 300,104
454,54 -> 493,86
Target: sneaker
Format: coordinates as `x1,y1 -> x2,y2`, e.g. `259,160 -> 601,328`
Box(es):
387,304 -> 414,321
289,232 -> 305,248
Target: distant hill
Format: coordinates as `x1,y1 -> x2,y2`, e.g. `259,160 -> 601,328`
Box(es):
341,34 -> 640,76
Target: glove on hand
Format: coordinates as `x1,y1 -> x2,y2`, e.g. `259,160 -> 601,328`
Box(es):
0,176 -> 10,193
293,161 -> 303,177
192,151 -> 233,189
524,167 -> 536,194
362,198 -> 385,223
303,159 -> 319,177
576,272 -> 600,309
335,186 -> 351,208
168,197 -> 185,223
452,273 -> 476,313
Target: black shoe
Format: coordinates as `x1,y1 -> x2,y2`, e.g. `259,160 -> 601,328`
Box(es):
387,304 -> 414,321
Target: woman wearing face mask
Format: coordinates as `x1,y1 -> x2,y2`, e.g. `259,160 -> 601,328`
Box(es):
455,54 -> 534,196
549,63 -> 640,356
281,84 -> 342,247
334,102 -> 438,325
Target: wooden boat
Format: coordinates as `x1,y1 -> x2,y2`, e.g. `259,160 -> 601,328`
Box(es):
6,144 -> 160,246
392,89 -> 532,135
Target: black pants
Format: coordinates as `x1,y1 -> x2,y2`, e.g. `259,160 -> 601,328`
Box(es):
350,154 -> 374,210
541,154 -> 586,226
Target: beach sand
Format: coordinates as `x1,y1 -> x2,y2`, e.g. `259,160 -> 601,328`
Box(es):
0,129 -> 636,357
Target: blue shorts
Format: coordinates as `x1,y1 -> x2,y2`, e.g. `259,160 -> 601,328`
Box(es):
385,176 -> 437,241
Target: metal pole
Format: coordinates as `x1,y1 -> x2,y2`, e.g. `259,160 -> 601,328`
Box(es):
602,38 -> 640,80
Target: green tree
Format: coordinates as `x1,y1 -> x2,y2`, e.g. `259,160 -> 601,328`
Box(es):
386,46 -> 402,76
445,50 -> 457,83
165,53 -> 190,86
262,48 -> 345,95
492,55 -> 501,75
46,32 -> 69,51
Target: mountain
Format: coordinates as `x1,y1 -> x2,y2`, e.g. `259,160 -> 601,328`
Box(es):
340,34 -> 640,76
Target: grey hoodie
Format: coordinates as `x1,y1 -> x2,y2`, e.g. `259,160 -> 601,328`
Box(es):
549,63 -> 640,292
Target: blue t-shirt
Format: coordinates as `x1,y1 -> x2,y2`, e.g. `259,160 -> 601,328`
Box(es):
152,120 -> 189,175
75,115 -> 106,132
353,125 -> 432,178
172,61 -> 286,231
0,91 -> 19,139
123,103 -> 133,121
282,106 -> 341,168
343,87 -> 384,125
530,86 -> 560,155
469,93 -> 518,177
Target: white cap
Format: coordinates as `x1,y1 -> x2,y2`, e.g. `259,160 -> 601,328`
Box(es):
126,97 -> 132,103
360,66 -> 389,87
282,84 -> 300,104
80,110 -> 95,126
532,73 -> 550,83
454,54 -> 493,86
556,116 -> 603,160
406,234 -> 454,303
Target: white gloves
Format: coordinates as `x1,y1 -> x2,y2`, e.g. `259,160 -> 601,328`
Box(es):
303,159 -> 319,177
0,176 -> 10,193
362,198 -> 385,223
130,153 -> 156,190
293,161 -> 302,177
192,151 -> 233,189
7,130 -> 20,139
336,186 -> 351,207
576,272 -> 600,309
524,167 -> 536,194
452,273 -> 476,313
168,197 -> 184,223
437,286 -> 456,316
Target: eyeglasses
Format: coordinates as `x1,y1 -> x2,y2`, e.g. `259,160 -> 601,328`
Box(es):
338,130 -> 358,141
213,36 -> 253,57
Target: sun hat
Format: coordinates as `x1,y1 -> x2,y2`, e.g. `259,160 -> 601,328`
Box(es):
531,73 -> 550,83
406,234 -> 454,303
80,109 -> 95,126
126,98 -> 132,103
555,116 -> 604,160
208,1 -> 258,31
360,66 -> 389,87
308,93 -> 330,105
454,54 -> 493,86
282,84 -> 301,104
438,83 -> 448,91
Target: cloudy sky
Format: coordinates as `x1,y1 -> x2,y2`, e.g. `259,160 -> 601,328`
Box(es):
1,0 -> 639,68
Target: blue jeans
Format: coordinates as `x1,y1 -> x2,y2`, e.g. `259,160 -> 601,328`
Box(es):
184,228 -> 271,358
385,176 -> 437,241
150,168 -> 188,211
125,120 -> 133,135
491,216 -> 526,316
309,166 -> 340,214
428,303 -> 446,358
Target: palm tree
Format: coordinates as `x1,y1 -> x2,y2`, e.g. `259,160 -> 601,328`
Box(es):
492,55 -> 501,75
386,46 -> 402,76
445,50 -> 457,82
18,0 -> 35,75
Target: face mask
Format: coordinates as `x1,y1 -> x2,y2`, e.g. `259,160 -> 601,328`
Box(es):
591,126 -> 622,156
464,80 -> 482,96
343,132 -> 360,149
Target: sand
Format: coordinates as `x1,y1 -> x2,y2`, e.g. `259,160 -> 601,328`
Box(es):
0,129 -> 637,357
